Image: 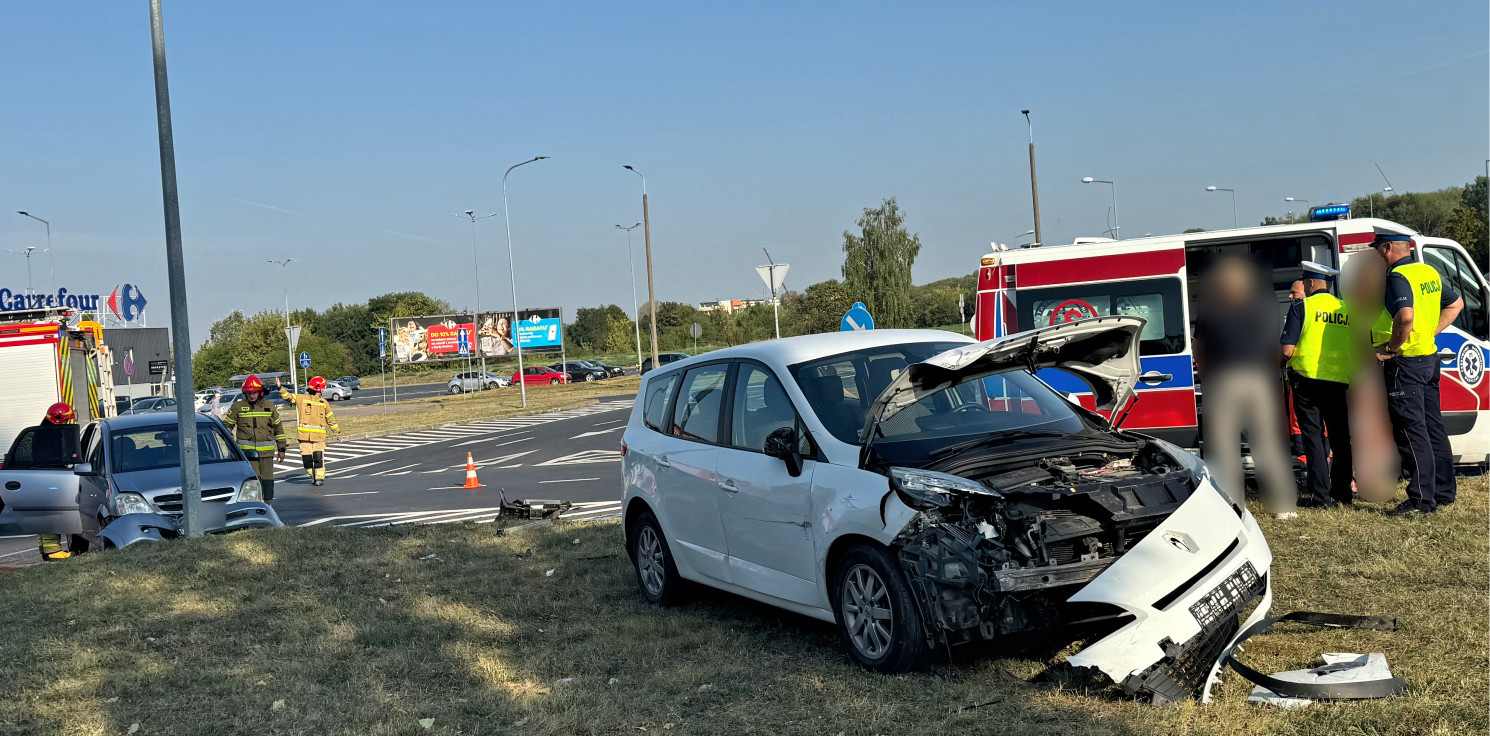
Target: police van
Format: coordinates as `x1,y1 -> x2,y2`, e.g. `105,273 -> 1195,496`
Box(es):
973,205 -> 1489,467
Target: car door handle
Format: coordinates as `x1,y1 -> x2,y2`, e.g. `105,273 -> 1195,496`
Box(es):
1139,371 -> 1173,384
4,481 -> 18,491
717,479 -> 738,494
655,456 -> 671,469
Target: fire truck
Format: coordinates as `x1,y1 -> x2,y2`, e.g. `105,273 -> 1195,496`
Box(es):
973,206 -> 1489,467
0,307 -> 117,456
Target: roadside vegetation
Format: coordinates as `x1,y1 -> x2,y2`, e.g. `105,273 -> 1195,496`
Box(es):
0,478 -> 1483,735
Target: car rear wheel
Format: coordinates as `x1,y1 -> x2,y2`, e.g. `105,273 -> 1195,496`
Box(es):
549,378 -> 560,385
832,545 -> 928,673
630,510 -> 682,606
449,385 -> 463,395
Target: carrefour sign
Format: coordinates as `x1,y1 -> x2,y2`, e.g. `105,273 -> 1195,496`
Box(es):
0,284 -> 148,322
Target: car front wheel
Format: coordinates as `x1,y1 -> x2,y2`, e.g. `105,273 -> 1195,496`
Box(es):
449,385 -> 462,395
630,510 -> 682,605
832,545 -> 929,673
549,378 -> 560,385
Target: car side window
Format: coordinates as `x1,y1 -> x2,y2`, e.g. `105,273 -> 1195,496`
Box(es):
670,364 -> 729,444
730,363 -> 806,453
85,426 -> 104,472
642,372 -> 680,433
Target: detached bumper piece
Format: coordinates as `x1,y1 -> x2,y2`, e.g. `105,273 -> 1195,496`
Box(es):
1122,565 -> 1268,704
498,492 -> 573,521
97,502 -> 283,549
1223,611 -> 1405,702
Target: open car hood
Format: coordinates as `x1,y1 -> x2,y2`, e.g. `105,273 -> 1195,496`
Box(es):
862,317 -> 1145,445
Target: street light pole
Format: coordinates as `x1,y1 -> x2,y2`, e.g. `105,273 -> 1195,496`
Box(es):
1206,186 -> 1238,228
4,247 -> 38,296
453,210 -> 497,377
502,156 -> 549,409
15,212 -> 55,294
1080,178 -> 1119,239
624,166 -> 660,366
269,259 -> 297,393
616,223 -> 643,367
148,0 -> 204,537
1021,110 -> 1043,247
1284,197 -> 1308,223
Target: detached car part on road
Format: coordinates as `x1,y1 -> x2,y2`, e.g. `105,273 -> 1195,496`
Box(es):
0,413 -> 282,553
621,320 -> 1274,703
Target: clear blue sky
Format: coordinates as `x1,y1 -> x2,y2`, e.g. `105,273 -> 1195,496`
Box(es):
2,1 -> 1485,345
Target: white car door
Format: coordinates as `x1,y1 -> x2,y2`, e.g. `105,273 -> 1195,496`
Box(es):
715,361 -> 820,604
653,363 -> 732,583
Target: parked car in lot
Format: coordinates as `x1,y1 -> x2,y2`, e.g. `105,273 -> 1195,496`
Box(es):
621,319 -> 1272,703
640,352 -> 689,374
0,413 -> 281,552
512,366 -> 568,386
197,390 -> 243,419
335,376 -> 361,390
122,396 -> 178,415
587,360 -> 627,378
549,361 -> 609,383
322,381 -> 353,401
448,371 -> 507,393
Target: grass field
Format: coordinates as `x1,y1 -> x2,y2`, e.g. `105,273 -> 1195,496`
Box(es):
333,376 -> 640,437
0,478 -> 1483,736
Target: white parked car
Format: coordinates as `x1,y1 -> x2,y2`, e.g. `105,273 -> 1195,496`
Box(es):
322,381 -> 352,401
620,319 -> 1273,703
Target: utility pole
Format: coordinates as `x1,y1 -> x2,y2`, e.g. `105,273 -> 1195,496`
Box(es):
616,223 -> 644,367
1022,110 -> 1043,247
149,0 -> 204,537
502,156 -> 549,408
625,166 -> 660,367
270,259 -> 297,393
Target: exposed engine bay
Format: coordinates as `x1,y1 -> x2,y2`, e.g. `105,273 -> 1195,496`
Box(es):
884,435 -> 1237,699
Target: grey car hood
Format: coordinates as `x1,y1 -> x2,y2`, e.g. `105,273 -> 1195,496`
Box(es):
862,317 -> 1145,444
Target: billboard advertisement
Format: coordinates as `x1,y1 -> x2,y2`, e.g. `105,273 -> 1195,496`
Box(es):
390,309 -> 562,364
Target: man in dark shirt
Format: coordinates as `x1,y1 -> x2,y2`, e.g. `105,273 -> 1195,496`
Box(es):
1193,258 -> 1298,517
1370,227 -> 1464,515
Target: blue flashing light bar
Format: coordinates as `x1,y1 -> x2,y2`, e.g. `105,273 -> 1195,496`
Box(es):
1309,203 -> 1351,222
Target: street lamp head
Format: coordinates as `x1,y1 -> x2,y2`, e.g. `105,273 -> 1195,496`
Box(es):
16,211 -> 26,216
465,210 -> 474,216
1081,177 -> 1095,183
1206,186 -> 1218,192
1021,109 -> 1030,115
1383,186 -> 1393,193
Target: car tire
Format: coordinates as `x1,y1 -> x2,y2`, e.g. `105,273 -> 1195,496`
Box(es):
584,373 -> 595,382
630,510 -> 682,606
549,378 -> 560,385
832,544 -> 929,673
449,385 -> 462,395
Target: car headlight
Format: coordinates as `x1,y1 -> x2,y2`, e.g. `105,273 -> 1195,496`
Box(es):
888,467 -> 998,509
114,492 -> 153,515
238,478 -> 263,502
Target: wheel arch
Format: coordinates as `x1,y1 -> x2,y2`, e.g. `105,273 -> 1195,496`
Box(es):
623,496 -> 656,558
823,533 -> 890,597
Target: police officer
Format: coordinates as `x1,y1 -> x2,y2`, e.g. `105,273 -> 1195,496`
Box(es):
1280,261 -> 1353,509
223,376 -> 287,503
36,402 -> 78,560
1371,227 -> 1464,515
277,376 -> 339,486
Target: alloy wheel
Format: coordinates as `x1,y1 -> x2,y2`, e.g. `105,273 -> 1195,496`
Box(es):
841,564 -> 893,659
637,526 -> 666,595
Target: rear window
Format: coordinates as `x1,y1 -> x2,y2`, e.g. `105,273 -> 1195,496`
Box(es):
1020,277 -> 1185,355
4,425 -> 80,469
642,372 -> 680,433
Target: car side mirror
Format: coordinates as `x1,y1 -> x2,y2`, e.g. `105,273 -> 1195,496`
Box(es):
763,427 -> 804,477
73,463 -> 96,476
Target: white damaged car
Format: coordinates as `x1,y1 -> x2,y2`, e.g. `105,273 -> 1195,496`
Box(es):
621,318 -> 1273,703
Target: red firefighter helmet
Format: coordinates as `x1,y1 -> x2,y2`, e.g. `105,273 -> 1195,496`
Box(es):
308,376 -> 327,392
242,375 -> 265,393
44,402 -> 76,425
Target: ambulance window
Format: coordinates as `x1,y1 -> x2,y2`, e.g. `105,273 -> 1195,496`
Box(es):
1423,245 -> 1488,340
1020,278 -> 1185,355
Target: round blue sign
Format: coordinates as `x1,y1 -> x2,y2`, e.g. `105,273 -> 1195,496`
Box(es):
299,351 -> 311,369
840,302 -> 874,331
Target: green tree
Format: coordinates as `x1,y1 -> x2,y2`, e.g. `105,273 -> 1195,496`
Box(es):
782,279 -> 853,335
570,305 -> 629,351
208,310 -> 247,346
1442,176 -> 1488,268
842,197 -> 921,329
603,314 -> 638,355
1182,227 -> 1206,233
366,291 -> 454,326
911,275 -> 975,329
316,303 -> 378,376
1351,186 -> 1461,235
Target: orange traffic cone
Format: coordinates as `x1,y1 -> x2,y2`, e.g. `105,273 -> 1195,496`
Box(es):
462,452 -> 484,489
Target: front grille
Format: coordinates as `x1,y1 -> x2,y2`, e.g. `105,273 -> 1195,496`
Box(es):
1123,563 -> 1266,704
152,487 -> 234,512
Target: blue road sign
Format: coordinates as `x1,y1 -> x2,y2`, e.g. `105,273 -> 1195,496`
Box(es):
299,351 -> 311,369
840,302 -> 874,331
457,327 -> 471,355
378,328 -> 387,359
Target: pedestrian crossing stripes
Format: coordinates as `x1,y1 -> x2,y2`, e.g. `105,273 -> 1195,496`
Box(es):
297,500 -> 623,528
271,399 -> 633,475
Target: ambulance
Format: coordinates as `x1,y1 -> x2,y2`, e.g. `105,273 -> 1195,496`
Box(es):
0,307 -> 117,457
973,205 -> 1489,467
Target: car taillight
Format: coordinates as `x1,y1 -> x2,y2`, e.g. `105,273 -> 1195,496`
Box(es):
620,440 -> 627,455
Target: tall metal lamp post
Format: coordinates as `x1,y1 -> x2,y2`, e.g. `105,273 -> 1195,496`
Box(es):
1081,177 -> 1120,239
452,210 -> 498,377
615,223 -> 644,367
1021,110 -> 1042,247
623,165 -> 659,367
3,246 -> 43,296
1206,186 -> 1238,228
15,212 -> 55,294
269,258 -> 298,392
1284,197 -> 1308,223
502,156 -> 549,408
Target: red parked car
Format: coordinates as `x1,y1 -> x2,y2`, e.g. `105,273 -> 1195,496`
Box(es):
512,366 -> 569,386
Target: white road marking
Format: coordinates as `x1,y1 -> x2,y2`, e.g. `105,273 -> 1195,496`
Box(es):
497,464 -> 522,468
570,427 -> 621,440
341,474 -> 359,479
447,450 -> 538,469
492,437 -> 533,448
594,418 -> 627,426
323,491 -> 379,497
332,458 -> 396,474
371,463 -> 421,476
0,546 -> 40,561
539,477 -> 600,484
535,450 -> 621,466
453,430 -> 533,448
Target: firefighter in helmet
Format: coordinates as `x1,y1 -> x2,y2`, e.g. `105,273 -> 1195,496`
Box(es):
223,376 -> 287,502
36,402 -> 77,560
277,376 -> 339,485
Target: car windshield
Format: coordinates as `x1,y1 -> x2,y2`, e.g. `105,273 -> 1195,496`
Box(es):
111,424 -> 239,473
790,341 -> 1088,447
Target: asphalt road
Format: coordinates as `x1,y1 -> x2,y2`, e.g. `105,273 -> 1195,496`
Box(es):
333,381 -> 454,407
0,394 -> 635,565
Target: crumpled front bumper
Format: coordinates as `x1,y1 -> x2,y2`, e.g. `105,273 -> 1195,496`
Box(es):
99,502 -> 283,549
1065,480 -> 1273,703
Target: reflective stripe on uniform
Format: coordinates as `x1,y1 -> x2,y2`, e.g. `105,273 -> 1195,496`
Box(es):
239,443 -> 278,452
238,411 -> 274,417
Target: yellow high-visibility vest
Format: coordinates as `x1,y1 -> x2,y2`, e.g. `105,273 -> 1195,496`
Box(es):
1289,292 -> 1351,384
1371,261 -> 1443,357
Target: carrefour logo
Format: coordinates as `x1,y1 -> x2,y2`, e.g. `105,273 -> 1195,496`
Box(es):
0,288 -> 102,313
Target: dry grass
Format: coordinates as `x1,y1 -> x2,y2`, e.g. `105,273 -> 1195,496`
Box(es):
0,477 -> 1484,735
333,376 -> 640,437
